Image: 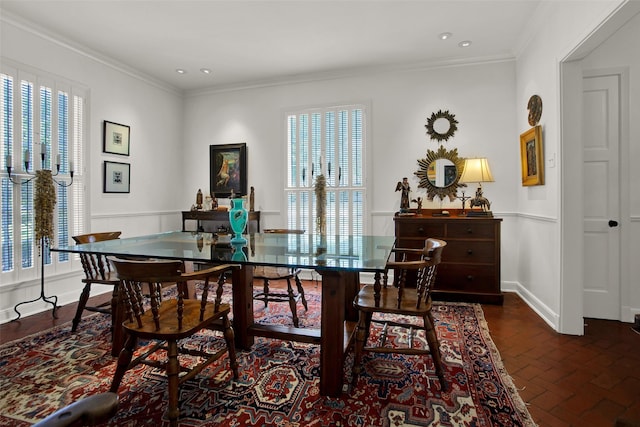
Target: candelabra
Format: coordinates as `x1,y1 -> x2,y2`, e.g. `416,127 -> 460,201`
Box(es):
6,147 -> 74,186
7,145 -> 75,320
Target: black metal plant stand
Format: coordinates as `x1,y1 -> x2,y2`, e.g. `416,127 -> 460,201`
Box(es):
6,148 -> 74,322
12,238 -> 58,321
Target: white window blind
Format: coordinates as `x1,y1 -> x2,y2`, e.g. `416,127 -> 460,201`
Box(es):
285,104 -> 366,242
1,64 -> 87,279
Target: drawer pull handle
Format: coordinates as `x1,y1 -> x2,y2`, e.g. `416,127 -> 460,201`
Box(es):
467,249 -> 473,255
418,227 -> 425,234
466,275 -> 474,281
466,228 -> 473,234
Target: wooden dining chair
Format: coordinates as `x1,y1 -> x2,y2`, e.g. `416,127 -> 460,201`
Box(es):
351,238 -> 447,391
108,257 -> 239,427
253,229 -> 308,327
71,232 -> 122,333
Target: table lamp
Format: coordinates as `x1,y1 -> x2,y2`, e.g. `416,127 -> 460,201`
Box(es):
459,157 -> 494,217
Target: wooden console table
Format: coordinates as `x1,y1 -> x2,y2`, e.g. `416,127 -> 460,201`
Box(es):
182,210 -> 261,233
394,208 -> 503,304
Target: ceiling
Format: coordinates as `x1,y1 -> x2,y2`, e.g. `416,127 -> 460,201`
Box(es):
0,0 -> 543,92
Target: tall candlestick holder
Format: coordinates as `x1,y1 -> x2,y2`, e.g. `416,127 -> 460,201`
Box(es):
6,147 -> 74,187
7,145 -> 75,320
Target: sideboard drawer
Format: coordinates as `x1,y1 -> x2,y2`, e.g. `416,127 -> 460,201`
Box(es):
443,240 -> 495,263
395,220 -> 445,238
436,264 -> 497,293
446,221 -> 495,239
395,238 -> 430,251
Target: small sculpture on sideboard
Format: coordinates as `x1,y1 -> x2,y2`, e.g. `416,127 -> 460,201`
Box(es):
411,197 -> 423,215
195,189 -> 203,210
395,177 -> 411,212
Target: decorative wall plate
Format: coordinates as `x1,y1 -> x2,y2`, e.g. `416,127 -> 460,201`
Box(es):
527,95 -> 542,126
425,109 -> 458,142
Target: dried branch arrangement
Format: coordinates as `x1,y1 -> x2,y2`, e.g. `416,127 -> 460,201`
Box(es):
35,170 -> 56,246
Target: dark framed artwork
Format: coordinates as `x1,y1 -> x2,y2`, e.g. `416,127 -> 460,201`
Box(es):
103,120 -> 130,156
103,161 -> 130,193
210,143 -> 247,198
520,125 -> 544,186
444,165 -> 457,187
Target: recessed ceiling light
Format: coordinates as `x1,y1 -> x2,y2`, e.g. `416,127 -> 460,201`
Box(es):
176,68 -> 187,74
200,68 -> 212,75
458,40 -> 472,48
438,32 -> 453,40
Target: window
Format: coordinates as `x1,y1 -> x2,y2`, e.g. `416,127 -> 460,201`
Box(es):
1,63 -> 86,281
285,104 -> 366,239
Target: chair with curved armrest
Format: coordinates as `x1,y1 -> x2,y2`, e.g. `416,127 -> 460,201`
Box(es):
352,238 -> 448,391
253,229 -> 308,327
108,257 -> 239,427
71,232 -> 122,334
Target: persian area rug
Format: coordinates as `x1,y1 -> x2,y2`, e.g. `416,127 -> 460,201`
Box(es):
0,286 -> 536,427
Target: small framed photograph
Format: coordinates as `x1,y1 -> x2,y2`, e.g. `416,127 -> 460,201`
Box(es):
210,143 -> 247,198
103,120 -> 130,156
520,125 -> 544,186
104,161 -> 130,193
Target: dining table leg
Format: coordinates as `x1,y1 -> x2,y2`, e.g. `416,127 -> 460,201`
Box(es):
318,269 -> 360,397
231,265 -> 255,350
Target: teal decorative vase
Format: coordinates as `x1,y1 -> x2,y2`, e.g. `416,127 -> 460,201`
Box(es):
231,242 -> 247,262
229,198 -> 248,244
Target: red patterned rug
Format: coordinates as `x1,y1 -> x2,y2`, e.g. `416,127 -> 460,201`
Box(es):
0,286 -> 536,426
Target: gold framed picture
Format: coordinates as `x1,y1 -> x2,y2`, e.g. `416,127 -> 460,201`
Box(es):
520,125 -> 544,186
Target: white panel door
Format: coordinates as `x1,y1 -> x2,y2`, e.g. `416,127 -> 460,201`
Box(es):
582,74 -> 620,320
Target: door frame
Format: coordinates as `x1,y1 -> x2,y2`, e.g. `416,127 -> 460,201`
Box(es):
582,70 -> 626,320
560,64 -> 630,333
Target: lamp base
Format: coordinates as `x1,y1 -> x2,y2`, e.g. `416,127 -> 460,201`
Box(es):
466,210 -> 493,218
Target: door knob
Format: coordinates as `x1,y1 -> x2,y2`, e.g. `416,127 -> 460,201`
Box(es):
608,220 -> 619,227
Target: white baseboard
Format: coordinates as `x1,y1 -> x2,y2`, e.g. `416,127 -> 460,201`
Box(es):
501,280 -> 560,332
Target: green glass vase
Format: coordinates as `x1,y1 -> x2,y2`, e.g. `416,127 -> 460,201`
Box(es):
229,198 -> 248,244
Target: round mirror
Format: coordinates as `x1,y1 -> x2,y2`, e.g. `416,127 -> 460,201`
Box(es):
415,146 -> 465,201
433,118 -> 451,136
425,109 -> 458,142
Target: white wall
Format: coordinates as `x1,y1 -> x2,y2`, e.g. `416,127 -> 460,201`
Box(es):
0,19 -> 184,321
514,0 -> 637,333
183,64 -> 521,223
182,61 -> 520,277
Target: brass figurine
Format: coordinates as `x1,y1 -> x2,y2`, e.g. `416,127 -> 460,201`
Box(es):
395,177 -> 411,212
195,189 -> 203,210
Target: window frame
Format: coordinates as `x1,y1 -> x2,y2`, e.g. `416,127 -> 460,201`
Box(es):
284,102 -> 370,237
1,60 -> 88,284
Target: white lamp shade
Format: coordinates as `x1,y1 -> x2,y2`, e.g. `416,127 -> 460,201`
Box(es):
459,158 -> 494,183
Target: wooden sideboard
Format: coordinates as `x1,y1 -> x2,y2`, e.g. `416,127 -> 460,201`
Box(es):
182,210 -> 261,233
394,209 -> 503,304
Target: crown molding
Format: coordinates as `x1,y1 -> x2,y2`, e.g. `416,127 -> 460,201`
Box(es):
1,11 -> 182,96
187,53 -> 516,98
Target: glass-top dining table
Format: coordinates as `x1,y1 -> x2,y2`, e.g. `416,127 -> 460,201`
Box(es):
53,231 -> 395,397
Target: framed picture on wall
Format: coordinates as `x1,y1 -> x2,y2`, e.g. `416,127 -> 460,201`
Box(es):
104,161 -> 130,193
520,125 -> 544,186
210,143 -> 247,198
103,120 -> 130,156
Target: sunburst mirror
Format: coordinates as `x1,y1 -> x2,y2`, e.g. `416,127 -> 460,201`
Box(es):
415,145 -> 466,201
425,109 -> 458,142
